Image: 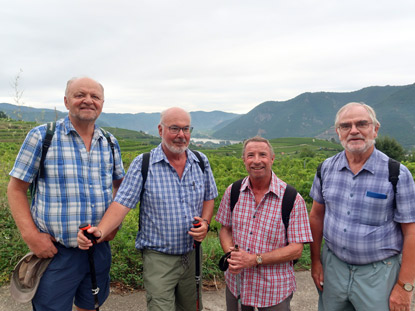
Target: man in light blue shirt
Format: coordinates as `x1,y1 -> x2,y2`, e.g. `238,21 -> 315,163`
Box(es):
8,77 -> 125,311
309,102 -> 415,311
78,107 -> 218,310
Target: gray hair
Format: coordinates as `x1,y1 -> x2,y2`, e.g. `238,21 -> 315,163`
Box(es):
335,102 -> 380,128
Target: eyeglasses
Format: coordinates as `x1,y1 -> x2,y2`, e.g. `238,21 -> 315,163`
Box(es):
338,120 -> 372,132
163,124 -> 193,134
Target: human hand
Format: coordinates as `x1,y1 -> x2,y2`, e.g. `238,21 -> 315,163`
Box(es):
227,246 -> 256,274
311,261 -> 324,291
389,284 -> 412,311
77,226 -> 102,250
188,217 -> 209,242
26,232 -> 57,258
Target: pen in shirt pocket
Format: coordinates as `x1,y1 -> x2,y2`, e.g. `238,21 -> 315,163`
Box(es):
366,191 -> 387,199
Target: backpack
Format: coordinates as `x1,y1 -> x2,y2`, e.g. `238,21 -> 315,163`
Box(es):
139,149 -> 205,202
30,121 -> 116,198
229,178 -> 298,263
316,158 -> 400,207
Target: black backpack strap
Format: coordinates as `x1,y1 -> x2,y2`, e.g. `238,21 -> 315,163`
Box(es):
140,152 -> 151,203
190,149 -> 205,173
388,158 -> 400,209
230,179 -> 243,213
316,162 -> 323,189
281,184 -> 298,232
100,128 -> 116,172
39,122 -> 56,179
281,184 -> 298,264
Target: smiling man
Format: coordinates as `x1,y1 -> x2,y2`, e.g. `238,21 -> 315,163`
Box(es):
216,136 -> 313,310
7,77 -> 125,311
77,107 -> 218,310
309,102 -> 415,311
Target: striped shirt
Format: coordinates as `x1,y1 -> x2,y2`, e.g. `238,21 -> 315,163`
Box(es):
9,117 -> 125,247
114,144 -> 218,255
309,148 -> 415,264
215,173 -> 313,307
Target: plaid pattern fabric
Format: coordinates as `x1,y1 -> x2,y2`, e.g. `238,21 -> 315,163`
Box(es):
310,148 -> 415,264
9,117 -> 125,247
216,173 -> 313,307
115,144 -> 218,255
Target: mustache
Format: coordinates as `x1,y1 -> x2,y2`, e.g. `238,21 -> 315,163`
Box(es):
173,138 -> 187,143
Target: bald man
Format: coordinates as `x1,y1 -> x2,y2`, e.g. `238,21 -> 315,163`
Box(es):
78,107 -> 218,310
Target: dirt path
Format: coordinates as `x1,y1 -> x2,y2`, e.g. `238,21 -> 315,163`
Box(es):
4,270 -> 413,310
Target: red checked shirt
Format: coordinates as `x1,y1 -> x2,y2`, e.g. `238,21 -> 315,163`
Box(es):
215,172 -> 313,307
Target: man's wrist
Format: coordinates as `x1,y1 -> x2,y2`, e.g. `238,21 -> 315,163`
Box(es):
202,219 -> 210,232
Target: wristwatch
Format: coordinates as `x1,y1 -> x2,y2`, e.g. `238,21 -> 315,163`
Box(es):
256,254 -> 263,265
397,279 -> 414,292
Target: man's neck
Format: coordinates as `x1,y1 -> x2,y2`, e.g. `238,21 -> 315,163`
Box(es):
345,146 -> 374,174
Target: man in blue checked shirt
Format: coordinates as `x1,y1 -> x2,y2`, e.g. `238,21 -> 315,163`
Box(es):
78,107 -> 218,310
309,102 -> 415,311
8,77 -> 125,311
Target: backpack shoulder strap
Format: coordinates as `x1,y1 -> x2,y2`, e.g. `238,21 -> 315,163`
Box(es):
39,122 -> 56,179
388,158 -> 400,194
388,157 -> 400,208
100,128 -> 116,172
190,149 -> 205,173
281,184 -> 298,231
316,162 -> 323,189
230,179 -> 243,213
140,152 -> 151,202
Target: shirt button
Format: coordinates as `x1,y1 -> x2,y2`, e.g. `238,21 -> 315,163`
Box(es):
250,232 -> 253,235
344,229 -> 347,232
253,216 -> 256,219
247,248 -> 250,252
347,211 -> 350,215
350,193 -> 353,197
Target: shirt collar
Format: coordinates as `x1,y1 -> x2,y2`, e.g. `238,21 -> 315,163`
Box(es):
242,171 -> 283,198
338,148 -> 378,175
63,116 -> 102,139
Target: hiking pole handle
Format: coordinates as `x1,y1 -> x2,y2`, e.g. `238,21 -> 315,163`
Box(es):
192,220 -> 201,247
79,223 -> 98,244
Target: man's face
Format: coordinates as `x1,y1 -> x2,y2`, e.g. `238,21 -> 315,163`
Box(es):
158,110 -> 191,154
243,141 -> 275,181
64,78 -> 104,124
336,105 -> 379,154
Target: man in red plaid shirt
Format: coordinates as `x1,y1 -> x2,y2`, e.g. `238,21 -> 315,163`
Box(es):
216,136 -> 313,310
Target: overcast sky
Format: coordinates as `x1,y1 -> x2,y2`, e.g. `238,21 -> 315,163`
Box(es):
1,0 -> 414,115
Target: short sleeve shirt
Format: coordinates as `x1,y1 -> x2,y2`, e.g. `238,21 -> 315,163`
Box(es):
309,148 -> 415,264
9,117 -> 125,247
215,173 -> 313,307
114,144 -> 218,254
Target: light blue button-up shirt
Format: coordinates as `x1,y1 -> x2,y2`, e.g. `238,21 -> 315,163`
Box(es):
310,148 -> 415,264
115,144 -> 218,255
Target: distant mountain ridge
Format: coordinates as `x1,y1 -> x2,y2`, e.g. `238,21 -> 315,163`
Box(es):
213,83 -> 415,148
1,83 -> 415,147
0,103 -> 240,137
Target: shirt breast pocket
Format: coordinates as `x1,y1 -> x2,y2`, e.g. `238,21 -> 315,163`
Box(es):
359,191 -> 392,226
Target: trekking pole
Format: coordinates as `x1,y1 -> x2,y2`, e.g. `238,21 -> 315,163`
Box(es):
192,220 -> 202,311
234,244 -> 242,311
79,223 -> 100,311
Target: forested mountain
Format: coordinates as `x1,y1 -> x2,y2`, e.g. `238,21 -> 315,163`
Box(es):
213,84 -> 415,148
1,83 -> 415,147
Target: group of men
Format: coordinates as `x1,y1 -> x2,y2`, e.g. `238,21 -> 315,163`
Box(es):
7,76 -> 415,311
